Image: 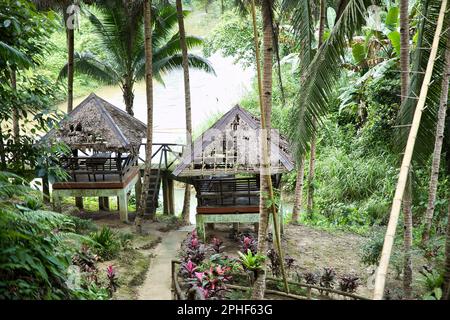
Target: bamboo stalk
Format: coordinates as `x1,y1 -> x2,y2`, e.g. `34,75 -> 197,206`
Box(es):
373,0 -> 448,300
250,0 -> 289,294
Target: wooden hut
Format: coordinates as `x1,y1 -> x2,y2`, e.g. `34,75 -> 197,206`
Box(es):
173,105 -> 294,239
41,93 -> 146,222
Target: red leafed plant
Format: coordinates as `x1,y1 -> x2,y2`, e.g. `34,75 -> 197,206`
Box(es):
180,260 -> 198,278
190,265 -> 232,299
211,237 -> 224,253
106,265 -> 119,296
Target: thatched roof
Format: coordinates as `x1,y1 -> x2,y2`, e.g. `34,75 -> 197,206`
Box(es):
173,105 -> 294,177
41,93 -> 146,153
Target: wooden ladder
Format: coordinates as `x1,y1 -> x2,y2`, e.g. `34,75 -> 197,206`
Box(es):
144,168 -> 161,215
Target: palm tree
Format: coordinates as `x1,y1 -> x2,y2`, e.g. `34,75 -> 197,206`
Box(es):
422,29 -> 450,243
176,0 -> 192,224
290,157 -> 305,224
281,0 -> 314,225
32,0 -> 83,113
436,33 -> 450,300
374,0 -> 448,299
306,0 -> 326,217
136,0 -> 154,231
58,2 -> 214,116
399,0 -> 413,299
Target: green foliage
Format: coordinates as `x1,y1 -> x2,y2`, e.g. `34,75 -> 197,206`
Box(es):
419,268 -> 444,300
70,216 -> 98,234
203,10 -> 257,67
360,229 -> 386,266
237,249 -> 265,272
0,172 -> 75,299
89,226 -> 121,260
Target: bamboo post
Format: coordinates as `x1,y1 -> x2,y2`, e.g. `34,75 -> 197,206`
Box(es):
373,0 -> 448,299
250,0 -> 289,294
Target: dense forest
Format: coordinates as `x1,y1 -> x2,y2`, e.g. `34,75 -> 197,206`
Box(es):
1,0 -> 450,301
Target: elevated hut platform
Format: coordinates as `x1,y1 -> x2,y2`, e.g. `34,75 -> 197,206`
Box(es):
52,167 -> 141,222
41,93 -> 147,222
173,105 -> 294,240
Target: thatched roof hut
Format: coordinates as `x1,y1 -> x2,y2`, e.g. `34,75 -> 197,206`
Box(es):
42,93 -> 146,153
173,105 -> 294,176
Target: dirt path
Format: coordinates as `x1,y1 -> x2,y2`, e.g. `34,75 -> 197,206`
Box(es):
137,225 -> 194,300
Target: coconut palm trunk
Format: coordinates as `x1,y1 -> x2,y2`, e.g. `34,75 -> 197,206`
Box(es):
10,69 -> 19,144
438,34 -> 450,300
252,0 -> 274,300
176,0 -> 192,224
136,0 -> 153,233
64,9 -> 75,113
291,156 -> 305,224
399,0 -> 413,299
306,0 -> 325,217
373,0 -> 448,299
422,33 -> 450,244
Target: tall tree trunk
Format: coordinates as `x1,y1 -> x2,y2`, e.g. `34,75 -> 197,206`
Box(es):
438,34 -> 450,300
373,0 -> 447,299
176,0 -> 192,224
252,0 -> 274,300
67,19 -> 74,113
291,156 -> 305,224
306,0 -> 325,217
10,69 -> 19,144
400,0 -> 413,299
136,0 -> 153,233
402,174 -> 413,298
221,0 -> 224,14
443,195 -> 450,300
123,78 -> 135,116
0,126 -> 6,170
422,32 -> 450,244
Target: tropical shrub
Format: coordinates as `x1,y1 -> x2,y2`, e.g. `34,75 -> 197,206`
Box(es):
89,226 -> 121,260
338,274 -> 360,293
0,172 -> 87,299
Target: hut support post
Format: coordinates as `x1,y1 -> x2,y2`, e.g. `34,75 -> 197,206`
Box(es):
118,190 -> 128,223
162,172 -> 170,215
75,197 -> 83,209
168,177 -> 175,215
99,197 -> 109,211
42,176 -> 50,204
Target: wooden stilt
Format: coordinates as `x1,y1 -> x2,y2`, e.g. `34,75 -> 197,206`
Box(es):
75,197 -> 83,209
162,172 -> 169,215
118,190 -> 128,223
99,197 -> 105,210
42,176 -> 50,204
168,177 -> 175,215
103,197 -> 110,211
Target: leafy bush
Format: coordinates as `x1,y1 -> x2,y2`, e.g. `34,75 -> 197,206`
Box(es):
240,235 -> 258,255
89,227 -> 121,260
320,267 -> 336,289
70,216 -> 98,234
338,274 -> 360,293
419,267 -> 444,300
237,249 -> 266,272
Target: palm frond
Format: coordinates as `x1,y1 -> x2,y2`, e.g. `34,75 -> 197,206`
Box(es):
288,0 -> 380,158
58,51 -> 118,84
152,53 -> 216,79
0,41 -> 32,69
394,0 -> 449,164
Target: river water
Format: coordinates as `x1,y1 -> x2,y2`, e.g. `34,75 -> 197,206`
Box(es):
64,52 -> 254,144
60,52 -> 255,224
